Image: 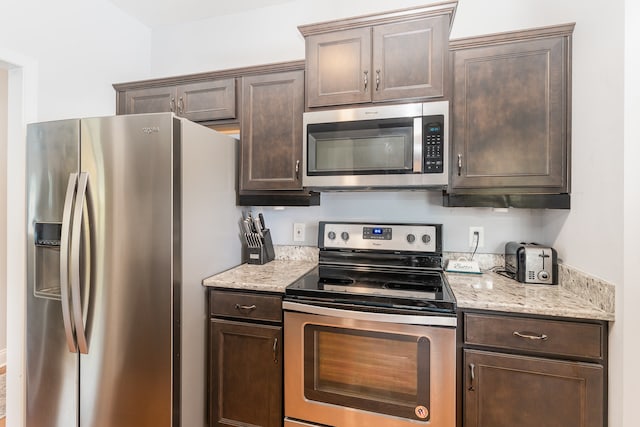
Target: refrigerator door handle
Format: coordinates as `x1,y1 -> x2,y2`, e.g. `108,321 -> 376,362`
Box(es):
60,173 -> 79,353
70,172 -> 91,354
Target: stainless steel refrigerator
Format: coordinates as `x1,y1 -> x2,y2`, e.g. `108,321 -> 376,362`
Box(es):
26,113 -> 242,427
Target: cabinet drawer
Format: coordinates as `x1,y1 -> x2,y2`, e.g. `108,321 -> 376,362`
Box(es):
464,313 -> 604,360
210,290 -> 282,323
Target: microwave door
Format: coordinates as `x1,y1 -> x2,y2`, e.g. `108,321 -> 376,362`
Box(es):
302,101 -> 449,189
307,119 -> 415,173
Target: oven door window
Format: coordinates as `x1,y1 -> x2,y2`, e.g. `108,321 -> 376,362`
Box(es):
307,118 -> 414,175
303,325 -> 431,421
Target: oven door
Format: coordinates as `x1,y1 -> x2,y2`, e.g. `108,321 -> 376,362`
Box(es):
284,302 -> 456,427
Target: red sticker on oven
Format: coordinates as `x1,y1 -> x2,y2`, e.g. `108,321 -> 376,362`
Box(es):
415,405 -> 429,419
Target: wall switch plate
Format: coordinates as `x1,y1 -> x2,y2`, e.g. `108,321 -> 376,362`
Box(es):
293,223 -> 305,242
469,226 -> 485,248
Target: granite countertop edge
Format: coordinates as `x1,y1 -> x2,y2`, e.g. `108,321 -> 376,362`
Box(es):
447,271 -> 614,322
202,260 -> 317,294
203,260 -> 614,322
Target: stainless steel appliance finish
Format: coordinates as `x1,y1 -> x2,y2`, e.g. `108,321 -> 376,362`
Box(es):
284,221 -> 456,427
26,113 -> 242,427
284,308 -> 456,427
302,101 -> 449,190
504,241 -> 558,285
320,222 -> 439,252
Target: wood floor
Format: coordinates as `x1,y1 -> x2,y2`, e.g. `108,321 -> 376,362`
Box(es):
1,365 -> 5,427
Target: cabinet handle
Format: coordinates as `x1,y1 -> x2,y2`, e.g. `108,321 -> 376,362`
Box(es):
457,154 -> 462,176
234,304 -> 257,312
375,69 -> 380,91
364,71 -> 369,90
513,331 -> 548,340
170,97 -> 175,112
178,96 -> 184,115
468,363 -> 475,391
273,337 -> 278,364
295,160 -> 300,180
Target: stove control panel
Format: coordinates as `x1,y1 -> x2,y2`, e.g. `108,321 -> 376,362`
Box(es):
320,222 -> 440,253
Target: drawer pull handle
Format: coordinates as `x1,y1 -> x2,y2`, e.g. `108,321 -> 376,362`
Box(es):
273,337 -> 278,364
513,331 -> 548,340
235,304 -> 257,312
468,363 -> 475,391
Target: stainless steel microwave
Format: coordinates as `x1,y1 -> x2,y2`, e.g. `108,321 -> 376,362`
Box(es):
302,101 -> 449,190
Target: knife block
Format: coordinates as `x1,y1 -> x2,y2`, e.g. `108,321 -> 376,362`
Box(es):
247,229 -> 276,265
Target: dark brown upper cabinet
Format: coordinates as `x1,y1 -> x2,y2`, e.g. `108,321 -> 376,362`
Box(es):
240,70 -> 304,191
117,79 -> 236,122
447,24 -> 574,205
115,61 -> 319,207
299,2 -> 457,109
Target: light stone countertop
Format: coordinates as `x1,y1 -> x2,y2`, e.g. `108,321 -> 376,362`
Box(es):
202,247 -> 615,322
448,270 -> 614,321
202,260 -> 317,293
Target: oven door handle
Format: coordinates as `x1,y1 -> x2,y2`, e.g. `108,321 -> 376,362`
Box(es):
282,301 -> 457,327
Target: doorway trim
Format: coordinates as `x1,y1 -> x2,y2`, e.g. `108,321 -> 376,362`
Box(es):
1,47 -> 38,427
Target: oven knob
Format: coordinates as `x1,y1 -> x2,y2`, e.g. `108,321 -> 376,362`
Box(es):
327,231 -> 336,240
407,234 -> 416,243
422,234 -> 431,244
341,231 -> 350,241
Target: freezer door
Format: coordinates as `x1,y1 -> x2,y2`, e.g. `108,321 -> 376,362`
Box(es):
78,114 -> 174,427
26,120 -> 81,427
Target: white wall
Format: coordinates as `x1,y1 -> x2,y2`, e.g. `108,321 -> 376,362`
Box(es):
150,2 -> 628,426
622,2 -> 640,426
151,0 -> 437,77
259,192 -> 544,255
151,0 -> 624,280
0,0 -> 152,121
2,1 -> 153,426
0,68 -> 7,364
151,0 -> 551,256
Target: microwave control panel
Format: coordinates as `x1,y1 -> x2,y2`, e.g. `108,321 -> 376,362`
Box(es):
424,116 -> 444,173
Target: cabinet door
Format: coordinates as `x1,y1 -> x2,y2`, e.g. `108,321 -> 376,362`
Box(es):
306,28 -> 372,107
372,16 -> 447,102
450,35 -> 570,193
177,79 -> 236,122
124,86 -> 176,115
240,70 -> 304,191
210,319 -> 282,427
464,349 -> 603,427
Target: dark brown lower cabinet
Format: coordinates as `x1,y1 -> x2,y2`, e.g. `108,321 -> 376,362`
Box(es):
464,349 -> 603,427
460,311 -> 607,427
210,318 -> 283,427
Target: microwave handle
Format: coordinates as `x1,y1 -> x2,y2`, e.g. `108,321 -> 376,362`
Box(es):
413,117 -> 423,173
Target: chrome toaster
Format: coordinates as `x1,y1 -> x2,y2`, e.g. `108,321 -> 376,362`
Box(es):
505,242 -> 558,285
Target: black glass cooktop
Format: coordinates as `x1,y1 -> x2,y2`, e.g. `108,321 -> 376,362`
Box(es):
285,265 -> 457,315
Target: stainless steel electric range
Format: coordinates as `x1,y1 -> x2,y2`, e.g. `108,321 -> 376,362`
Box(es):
284,221 -> 457,427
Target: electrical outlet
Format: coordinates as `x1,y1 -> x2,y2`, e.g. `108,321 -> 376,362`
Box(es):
293,223 -> 306,242
469,226 -> 485,248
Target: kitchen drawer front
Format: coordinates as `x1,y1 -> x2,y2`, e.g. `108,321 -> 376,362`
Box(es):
464,313 -> 604,360
210,290 -> 282,323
